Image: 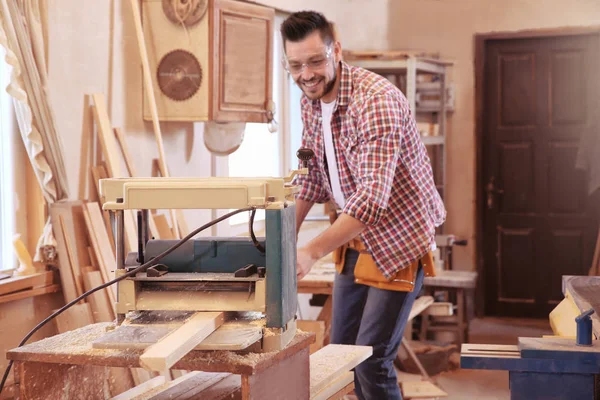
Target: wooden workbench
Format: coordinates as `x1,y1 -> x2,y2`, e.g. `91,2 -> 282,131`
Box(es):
421,270 -> 478,344
7,322 -> 315,399
298,261 -> 336,345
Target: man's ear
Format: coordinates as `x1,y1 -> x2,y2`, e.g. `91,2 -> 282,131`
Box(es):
334,41 -> 343,63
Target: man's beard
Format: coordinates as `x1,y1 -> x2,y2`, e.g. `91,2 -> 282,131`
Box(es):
298,69 -> 337,100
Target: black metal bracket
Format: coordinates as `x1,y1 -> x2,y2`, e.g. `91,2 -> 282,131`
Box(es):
234,264 -> 260,278
146,264 -> 169,277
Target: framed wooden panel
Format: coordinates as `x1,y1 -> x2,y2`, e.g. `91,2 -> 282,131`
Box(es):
211,0 -> 274,122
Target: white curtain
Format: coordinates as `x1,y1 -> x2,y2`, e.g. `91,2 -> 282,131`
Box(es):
0,0 -> 70,261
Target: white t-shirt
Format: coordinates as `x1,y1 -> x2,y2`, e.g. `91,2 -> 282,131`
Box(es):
321,100 -> 345,208
320,100 -> 437,252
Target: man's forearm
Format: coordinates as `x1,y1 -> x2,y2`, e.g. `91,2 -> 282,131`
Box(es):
295,198 -> 314,236
304,213 -> 366,260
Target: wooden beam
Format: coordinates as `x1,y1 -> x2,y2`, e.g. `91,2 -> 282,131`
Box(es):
139,312 -> 225,372
113,127 -> 137,177
90,95 -> 138,252
59,215 -> 84,300
90,165 -> 116,248
82,269 -> 114,322
408,296 -> 434,321
312,370 -> 354,400
309,344 -> 372,398
83,203 -> 117,305
110,375 -> 165,400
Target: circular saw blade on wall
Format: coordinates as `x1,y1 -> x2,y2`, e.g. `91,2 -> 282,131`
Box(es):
204,121 -> 247,155
157,49 -> 203,101
162,0 -> 208,27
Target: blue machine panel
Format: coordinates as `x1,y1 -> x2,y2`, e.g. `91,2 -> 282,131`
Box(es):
265,206 -> 297,329
144,237 -> 267,273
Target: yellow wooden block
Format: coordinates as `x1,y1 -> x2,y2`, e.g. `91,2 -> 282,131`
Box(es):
549,289 -> 579,337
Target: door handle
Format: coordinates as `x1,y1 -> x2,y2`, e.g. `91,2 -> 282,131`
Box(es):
486,176 -> 504,210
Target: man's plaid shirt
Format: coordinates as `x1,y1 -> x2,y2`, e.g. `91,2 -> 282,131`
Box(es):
296,61 -> 446,279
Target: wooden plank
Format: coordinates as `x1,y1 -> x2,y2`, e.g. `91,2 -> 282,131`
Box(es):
401,380 -> 448,398
92,322 -> 262,351
139,312 -> 225,371
130,369 -> 153,387
84,202 -> 117,304
0,271 -> 53,296
110,375 -> 165,400
309,344 -> 372,397
91,94 -> 122,178
145,371 -> 230,400
425,302 -> 454,316
193,374 -> 241,400
152,214 -> 174,239
423,270 -> 477,289
311,370 -> 353,400
106,367 -> 136,398
59,215 -> 85,299
53,302 -> 94,333
0,284 -> 60,305
49,203 -> 84,303
408,296 -> 434,321
90,165 -> 116,248
114,127 -> 137,177
91,95 -> 138,252
82,269 -> 114,322
112,129 -> 161,241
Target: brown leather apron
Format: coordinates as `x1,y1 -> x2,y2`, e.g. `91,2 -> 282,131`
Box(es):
333,237 -> 436,292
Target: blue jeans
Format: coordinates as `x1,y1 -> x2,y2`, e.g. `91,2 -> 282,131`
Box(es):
330,249 -> 424,400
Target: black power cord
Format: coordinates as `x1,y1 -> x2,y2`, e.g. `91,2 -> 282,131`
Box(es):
0,206 -> 256,395
249,208 -> 265,254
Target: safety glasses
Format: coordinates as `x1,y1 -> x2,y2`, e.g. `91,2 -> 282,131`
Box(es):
282,46 -> 334,75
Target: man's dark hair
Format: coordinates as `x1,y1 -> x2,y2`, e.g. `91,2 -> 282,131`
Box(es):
280,11 -> 335,48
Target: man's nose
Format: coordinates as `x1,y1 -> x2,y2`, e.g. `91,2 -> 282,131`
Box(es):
300,67 -> 315,81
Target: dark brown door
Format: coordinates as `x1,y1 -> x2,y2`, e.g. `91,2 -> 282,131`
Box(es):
483,34 -> 600,318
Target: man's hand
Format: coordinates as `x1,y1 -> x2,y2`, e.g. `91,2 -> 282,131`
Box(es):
297,247 -> 318,280
296,212 -> 367,280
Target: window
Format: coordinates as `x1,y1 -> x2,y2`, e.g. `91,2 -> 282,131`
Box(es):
0,45 -> 16,271
225,12 -> 287,229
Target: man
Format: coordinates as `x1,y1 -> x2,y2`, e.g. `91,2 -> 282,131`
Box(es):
281,11 -> 446,400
